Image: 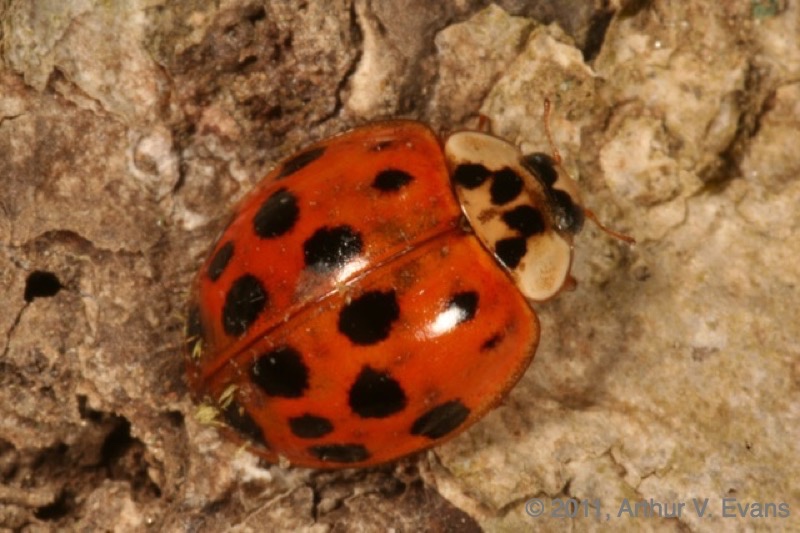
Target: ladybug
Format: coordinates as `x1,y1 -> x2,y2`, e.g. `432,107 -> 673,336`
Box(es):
185,113 -> 625,469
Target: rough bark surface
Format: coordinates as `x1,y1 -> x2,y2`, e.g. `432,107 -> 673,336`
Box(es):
1,0 -> 797,531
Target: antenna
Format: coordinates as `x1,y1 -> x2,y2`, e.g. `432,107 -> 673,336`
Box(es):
542,98 -> 635,245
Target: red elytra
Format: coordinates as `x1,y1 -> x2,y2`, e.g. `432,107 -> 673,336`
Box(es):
185,119 -> 607,468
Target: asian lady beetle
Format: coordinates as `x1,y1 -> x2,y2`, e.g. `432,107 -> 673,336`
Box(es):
185,112 -> 625,469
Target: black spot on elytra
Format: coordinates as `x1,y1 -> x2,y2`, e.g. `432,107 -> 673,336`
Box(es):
251,346 -> 309,398
253,188 -> 300,238
276,146 -> 326,179
481,333 -> 503,351
372,168 -> 414,191
338,290 -> 400,346
551,189 -> 585,234
309,443 -> 370,464
411,400 -> 470,439
490,168 -> 523,205
502,205 -> 546,237
303,225 -> 363,272
207,241 -> 234,281
289,414 -> 334,439
446,291 -> 479,325
349,366 -> 407,418
495,237 -> 527,269
453,163 -> 491,189
24,271 -> 62,302
521,152 -> 558,187
221,400 -> 269,448
222,274 -> 268,336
